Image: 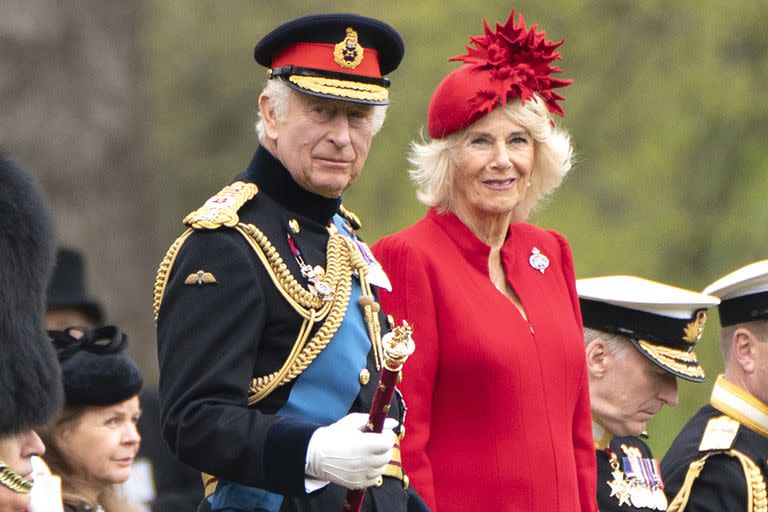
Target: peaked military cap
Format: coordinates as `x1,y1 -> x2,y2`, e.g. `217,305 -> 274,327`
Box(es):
702,259 -> 768,327
254,13 -> 404,105
47,247 -> 105,325
50,325 -> 143,406
578,275 -> 720,382
0,151 -> 62,436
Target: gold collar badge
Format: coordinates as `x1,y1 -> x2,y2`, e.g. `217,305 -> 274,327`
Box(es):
682,310 -> 707,343
334,27 -> 364,69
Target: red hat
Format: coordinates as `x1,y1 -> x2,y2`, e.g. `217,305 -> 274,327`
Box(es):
427,10 -> 573,139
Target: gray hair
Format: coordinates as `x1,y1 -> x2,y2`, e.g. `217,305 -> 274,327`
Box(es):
255,78 -> 388,143
583,327 -> 633,360
408,95 -> 573,221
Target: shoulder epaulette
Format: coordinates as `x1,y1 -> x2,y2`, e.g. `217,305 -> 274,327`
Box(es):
339,204 -> 361,231
667,415 -> 766,512
699,415 -> 740,452
183,181 -> 258,230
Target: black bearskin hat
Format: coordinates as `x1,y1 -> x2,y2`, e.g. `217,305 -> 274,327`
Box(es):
0,151 -> 63,436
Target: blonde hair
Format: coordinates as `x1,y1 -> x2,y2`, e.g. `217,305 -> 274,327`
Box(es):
409,95 -> 573,221
40,406 -> 137,512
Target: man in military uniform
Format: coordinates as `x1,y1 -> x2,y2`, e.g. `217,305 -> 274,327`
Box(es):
155,14 -> 424,512
662,261 -> 768,511
577,276 -> 719,512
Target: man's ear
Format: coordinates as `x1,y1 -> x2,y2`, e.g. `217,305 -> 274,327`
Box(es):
258,92 -> 280,141
731,327 -> 757,373
586,339 -> 609,379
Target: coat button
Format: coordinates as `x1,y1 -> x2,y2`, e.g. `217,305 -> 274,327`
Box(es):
359,369 -> 370,385
288,219 -> 300,233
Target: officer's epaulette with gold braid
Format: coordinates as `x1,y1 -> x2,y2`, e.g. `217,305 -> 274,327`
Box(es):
338,204 -> 361,231
667,416 -> 767,512
153,182 -> 258,321
183,181 -> 259,230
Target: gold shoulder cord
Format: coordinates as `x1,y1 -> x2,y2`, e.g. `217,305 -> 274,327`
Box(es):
0,459 -> 32,494
667,450 -> 767,512
153,185 -> 383,405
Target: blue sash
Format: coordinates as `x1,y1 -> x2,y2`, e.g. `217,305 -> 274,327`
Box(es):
210,215 -> 371,511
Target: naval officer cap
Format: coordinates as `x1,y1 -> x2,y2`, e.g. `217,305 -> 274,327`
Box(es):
254,13 -> 404,105
578,276 -> 720,382
703,259 -> 768,327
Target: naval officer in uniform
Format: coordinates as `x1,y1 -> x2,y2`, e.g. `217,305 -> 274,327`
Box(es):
662,261 -> 768,511
577,276 -> 719,512
154,14 -> 423,512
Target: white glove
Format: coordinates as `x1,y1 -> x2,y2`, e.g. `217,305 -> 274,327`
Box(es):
305,413 -> 397,490
28,456 -> 64,512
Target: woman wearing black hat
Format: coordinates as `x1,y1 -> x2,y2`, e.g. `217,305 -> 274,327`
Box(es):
372,9 -> 596,512
41,326 -> 143,512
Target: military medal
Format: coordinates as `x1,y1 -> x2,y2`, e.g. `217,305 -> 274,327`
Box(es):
529,247 -> 549,274
624,456 -> 653,508
608,446 -> 668,511
607,452 -> 633,507
286,233 -> 334,301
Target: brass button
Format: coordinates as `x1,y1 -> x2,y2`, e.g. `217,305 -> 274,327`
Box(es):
374,476 -> 383,487
288,219 -> 300,233
403,474 -> 410,490
359,369 -> 370,385
398,426 -> 405,440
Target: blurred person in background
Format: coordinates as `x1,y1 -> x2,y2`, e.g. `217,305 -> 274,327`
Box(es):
154,13 -> 426,512
372,9 -> 596,512
41,325 -> 143,512
46,248 -> 201,512
46,248 -> 105,331
0,151 -> 63,511
578,276 -> 719,511
662,261 -> 768,511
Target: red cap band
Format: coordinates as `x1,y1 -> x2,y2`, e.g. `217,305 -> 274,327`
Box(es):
271,42 -> 382,78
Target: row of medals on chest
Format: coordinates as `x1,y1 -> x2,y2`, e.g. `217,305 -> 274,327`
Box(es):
608,444 -> 668,510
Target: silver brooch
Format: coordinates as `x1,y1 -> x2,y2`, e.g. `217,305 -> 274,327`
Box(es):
529,247 -> 549,274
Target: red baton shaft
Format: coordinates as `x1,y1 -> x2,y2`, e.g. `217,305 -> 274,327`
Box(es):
342,323 -> 414,512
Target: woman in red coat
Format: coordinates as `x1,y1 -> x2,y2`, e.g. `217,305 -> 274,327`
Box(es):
372,10 -> 597,512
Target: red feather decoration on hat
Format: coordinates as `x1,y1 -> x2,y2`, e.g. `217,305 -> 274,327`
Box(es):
449,10 -> 572,117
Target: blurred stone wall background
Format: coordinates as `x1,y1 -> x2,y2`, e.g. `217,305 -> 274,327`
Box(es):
0,0 -> 160,376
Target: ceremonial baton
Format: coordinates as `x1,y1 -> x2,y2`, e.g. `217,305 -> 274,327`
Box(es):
342,322 -> 415,512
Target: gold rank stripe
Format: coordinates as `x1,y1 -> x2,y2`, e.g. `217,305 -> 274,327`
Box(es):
592,418 -> 613,450
637,340 -> 706,380
288,75 -> 389,102
710,374 -> 768,438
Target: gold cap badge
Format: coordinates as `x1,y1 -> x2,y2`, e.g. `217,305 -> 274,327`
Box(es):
682,310 -> 707,343
334,27 -> 364,69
